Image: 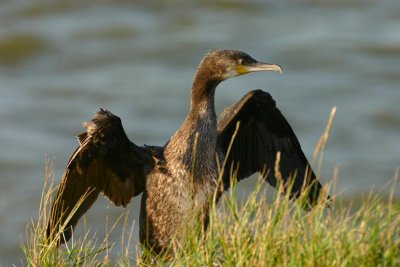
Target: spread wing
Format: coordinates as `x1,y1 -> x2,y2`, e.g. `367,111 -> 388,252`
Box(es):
217,90 -> 327,207
47,109 -> 155,245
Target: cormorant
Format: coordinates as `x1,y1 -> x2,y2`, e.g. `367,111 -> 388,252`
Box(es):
47,50 -> 327,253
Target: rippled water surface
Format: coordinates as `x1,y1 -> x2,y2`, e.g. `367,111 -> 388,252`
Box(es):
1,0 -> 399,264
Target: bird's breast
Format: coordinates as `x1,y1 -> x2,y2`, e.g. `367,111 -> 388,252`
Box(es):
146,160 -> 218,218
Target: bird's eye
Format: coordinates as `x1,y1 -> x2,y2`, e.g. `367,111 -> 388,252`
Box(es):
238,59 -> 244,65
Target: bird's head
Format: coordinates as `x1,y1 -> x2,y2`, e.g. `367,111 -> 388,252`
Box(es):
198,49 -> 282,82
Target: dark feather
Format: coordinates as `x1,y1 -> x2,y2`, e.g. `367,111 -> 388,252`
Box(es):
47,109 -> 154,244
217,89 -> 327,207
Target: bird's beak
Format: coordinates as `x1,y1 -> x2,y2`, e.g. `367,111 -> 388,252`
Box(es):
236,62 -> 283,75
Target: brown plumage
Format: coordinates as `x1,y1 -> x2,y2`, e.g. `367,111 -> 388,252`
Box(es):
46,50 -> 328,253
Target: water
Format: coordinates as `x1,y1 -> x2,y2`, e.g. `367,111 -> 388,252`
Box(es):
0,0 -> 399,264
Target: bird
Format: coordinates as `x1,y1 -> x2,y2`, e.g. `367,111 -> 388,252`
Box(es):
46,49 -> 328,254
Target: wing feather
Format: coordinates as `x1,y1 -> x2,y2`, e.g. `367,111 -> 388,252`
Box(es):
217,90 -> 327,207
47,109 -> 155,244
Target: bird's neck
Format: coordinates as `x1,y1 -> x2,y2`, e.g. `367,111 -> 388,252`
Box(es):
165,73 -> 220,176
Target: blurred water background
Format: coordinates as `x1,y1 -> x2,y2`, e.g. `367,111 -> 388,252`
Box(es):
0,0 -> 399,265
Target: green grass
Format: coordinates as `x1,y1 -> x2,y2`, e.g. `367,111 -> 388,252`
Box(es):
21,161 -> 400,266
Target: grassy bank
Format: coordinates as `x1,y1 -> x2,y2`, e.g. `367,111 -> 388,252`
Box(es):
22,107 -> 400,266
21,161 -> 399,266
